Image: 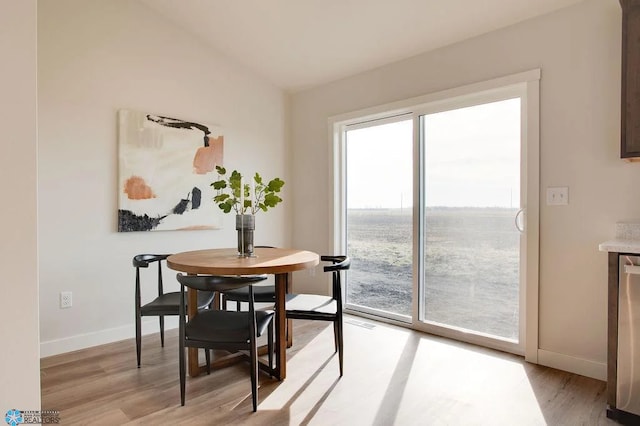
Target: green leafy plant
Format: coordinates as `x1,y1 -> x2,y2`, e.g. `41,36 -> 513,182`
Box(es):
211,166 -> 285,215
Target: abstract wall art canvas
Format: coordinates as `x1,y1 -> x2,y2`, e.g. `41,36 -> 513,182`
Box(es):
118,109 -> 224,232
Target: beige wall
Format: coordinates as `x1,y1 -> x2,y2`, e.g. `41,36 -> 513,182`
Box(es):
0,0 -> 41,412
37,0 -> 289,355
290,0 -> 625,379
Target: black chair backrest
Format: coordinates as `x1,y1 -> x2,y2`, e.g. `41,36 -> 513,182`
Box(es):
321,255 -> 350,272
175,274 -> 268,293
134,254 -> 172,296
320,255 -> 350,303
133,254 -> 170,268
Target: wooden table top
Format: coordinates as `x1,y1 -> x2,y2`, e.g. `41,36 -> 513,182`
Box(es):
167,247 -> 319,275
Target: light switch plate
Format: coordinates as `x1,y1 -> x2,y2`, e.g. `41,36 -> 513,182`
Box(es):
547,186 -> 569,205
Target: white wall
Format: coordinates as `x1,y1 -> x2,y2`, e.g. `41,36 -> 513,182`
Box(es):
0,0 -> 41,412
290,0 -> 625,379
38,0 -> 289,356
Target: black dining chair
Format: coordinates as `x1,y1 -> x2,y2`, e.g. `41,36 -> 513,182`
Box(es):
285,255 -> 350,376
176,273 -> 275,411
134,254 -> 215,367
220,246 -> 276,311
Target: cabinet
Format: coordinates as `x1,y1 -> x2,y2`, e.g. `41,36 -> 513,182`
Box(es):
621,0 -> 640,158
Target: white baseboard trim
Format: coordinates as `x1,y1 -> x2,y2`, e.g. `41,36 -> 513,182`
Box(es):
537,349 -> 606,381
40,317 -> 178,358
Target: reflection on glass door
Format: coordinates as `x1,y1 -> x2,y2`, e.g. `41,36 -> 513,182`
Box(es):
421,98 -> 522,342
345,118 -> 413,320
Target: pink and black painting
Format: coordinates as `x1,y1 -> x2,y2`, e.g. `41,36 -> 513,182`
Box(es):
118,109 -> 223,232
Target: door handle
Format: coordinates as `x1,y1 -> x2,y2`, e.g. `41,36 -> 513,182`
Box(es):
514,208 -> 525,233
624,264 -> 640,275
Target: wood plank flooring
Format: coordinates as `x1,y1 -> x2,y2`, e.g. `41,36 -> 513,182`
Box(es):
41,316 -> 617,425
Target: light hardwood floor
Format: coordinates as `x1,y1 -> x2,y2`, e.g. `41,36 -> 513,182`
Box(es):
41,316 -> 616,425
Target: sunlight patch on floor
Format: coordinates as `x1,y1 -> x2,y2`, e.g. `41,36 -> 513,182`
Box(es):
259,320 -> 414,424
261,318 -> 547,425
395,338 -> 546,425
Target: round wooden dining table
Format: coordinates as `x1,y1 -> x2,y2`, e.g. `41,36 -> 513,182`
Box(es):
167,247 -> 319,380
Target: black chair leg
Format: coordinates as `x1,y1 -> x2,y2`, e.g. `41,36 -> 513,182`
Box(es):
250,337 -> 259,412
267,322 -> 274,378
333,320 -> 339,353
179,343 -> 186,406
337,317 -> 344,377
159,316 -> 165,347
205,349 -> 211,375
136,313 -> 142,368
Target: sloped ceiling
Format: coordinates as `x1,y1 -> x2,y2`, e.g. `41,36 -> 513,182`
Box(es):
141,0 -> 585,92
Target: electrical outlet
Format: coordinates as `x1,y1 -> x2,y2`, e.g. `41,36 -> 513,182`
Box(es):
546,186 -> 569,206
60,291 -> 72,309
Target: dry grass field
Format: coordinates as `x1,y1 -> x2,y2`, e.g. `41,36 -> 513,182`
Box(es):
346,207 -> 520,340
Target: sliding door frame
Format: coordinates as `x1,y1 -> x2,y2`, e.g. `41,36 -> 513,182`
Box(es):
329,69 -> 540,362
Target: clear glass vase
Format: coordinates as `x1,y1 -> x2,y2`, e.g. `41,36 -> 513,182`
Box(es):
236,214 -> 255,257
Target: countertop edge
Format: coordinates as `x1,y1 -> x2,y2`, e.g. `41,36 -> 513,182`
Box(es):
599,239 -> 640,253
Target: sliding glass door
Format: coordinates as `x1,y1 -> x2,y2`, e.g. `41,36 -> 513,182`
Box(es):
344,117 -> 413,321
420,98 -> 522,344
334,72 -> 538,356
